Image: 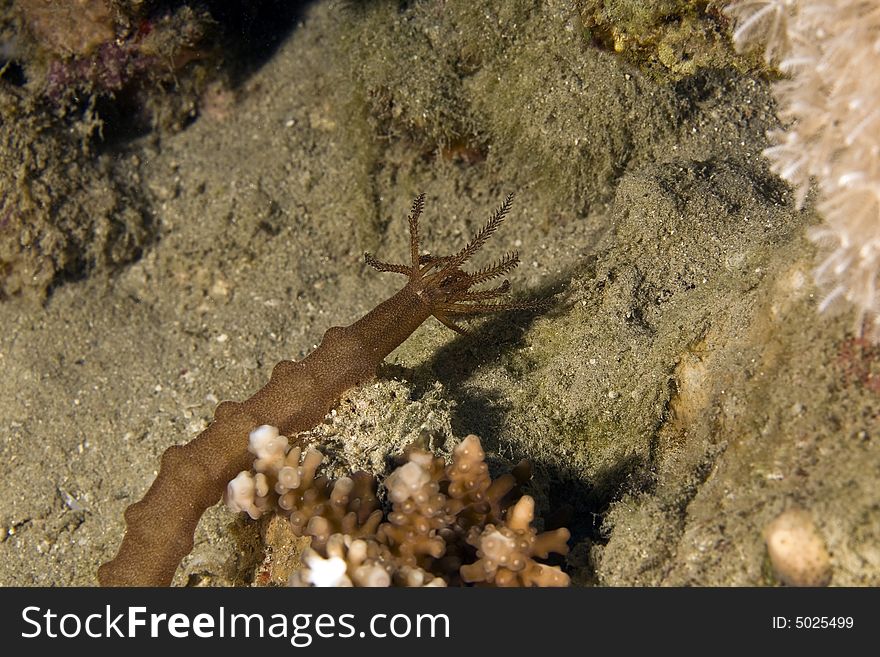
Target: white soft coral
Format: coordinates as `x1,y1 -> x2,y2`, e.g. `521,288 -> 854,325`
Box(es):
726,0 -> 797,63
726,0 -> 880,335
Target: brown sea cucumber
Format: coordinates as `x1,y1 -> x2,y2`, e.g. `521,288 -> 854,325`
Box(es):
98,193 -> 541,586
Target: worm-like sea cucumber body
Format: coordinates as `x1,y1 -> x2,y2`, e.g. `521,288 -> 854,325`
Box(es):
99,194 -> 538,586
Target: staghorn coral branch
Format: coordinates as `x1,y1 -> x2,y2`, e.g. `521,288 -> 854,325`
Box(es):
232,433 -> 572,587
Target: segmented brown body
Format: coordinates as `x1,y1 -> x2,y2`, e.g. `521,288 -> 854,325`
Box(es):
98,194 -> 539,586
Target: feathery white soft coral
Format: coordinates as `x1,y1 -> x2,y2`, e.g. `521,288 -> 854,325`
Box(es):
725,0 -> 797,62
726,0 -> 880,335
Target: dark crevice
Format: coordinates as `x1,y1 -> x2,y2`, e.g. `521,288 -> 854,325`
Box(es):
205,0 -> 318,85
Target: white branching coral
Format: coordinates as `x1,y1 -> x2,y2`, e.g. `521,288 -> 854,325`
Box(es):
290,533 -> 446,588
225,425 -> 383,549
226,425 -> 289,520
725,0 -> 880,335
462,496 -> 571,587
227,430 -> 570,587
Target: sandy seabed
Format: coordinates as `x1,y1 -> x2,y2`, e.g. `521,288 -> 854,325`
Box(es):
1,0 -> 877,586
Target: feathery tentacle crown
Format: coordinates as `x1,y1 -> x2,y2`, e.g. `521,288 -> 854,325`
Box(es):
364,194 -> 540,334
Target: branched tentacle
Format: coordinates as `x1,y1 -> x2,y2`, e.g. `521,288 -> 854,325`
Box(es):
438,299 -> 547,315
408,193 -> 425,271
367,193 -> 546,333
418,254 -> 455,276
467,252 -> 521,286
364,253 -> 411,276
457,280 -> 511,302
433,313 -> 469,335
440,193 -> 514,274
